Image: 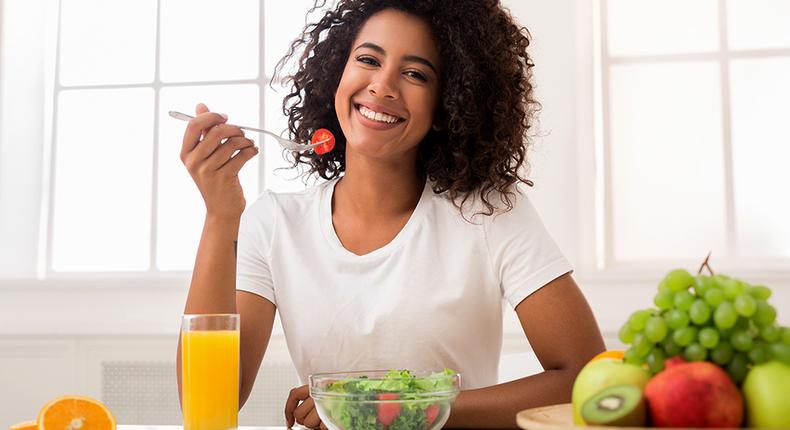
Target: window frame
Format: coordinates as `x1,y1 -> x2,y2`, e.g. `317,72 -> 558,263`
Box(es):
583,0 -> 790,284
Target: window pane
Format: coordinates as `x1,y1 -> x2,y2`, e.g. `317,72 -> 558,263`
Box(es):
264,84 -> 308,193
52,89 -> 154,271
607,0 -> 719,56
730,58 -> 790,258
157,85 -> 260,270
727,0 -> 790,50
160,0 -> 259,83
59,0 -> 157,85
264,0 -> 327,77
608,62 -> 726,261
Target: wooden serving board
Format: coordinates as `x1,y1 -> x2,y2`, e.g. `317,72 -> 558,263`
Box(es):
516,403 -> 753,430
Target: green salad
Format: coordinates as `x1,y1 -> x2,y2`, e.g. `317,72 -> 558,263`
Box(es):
317,369 -> 458,430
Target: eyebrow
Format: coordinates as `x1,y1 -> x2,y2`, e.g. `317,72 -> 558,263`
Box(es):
354,42 -> 438,74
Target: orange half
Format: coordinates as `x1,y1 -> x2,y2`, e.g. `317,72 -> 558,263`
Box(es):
590,349 -> 625,362
37,396 -> 115,430
10,420 -> 37,430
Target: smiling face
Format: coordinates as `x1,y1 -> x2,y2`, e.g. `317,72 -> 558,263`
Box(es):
334,9 -> 441,163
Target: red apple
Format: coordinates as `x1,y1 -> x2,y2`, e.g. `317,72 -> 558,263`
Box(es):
645,361 -> 743,427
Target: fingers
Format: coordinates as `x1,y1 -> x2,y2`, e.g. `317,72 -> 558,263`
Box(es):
192,123 -> 245,161
284,385 -> 309,428
205,135 -> 256,171
219,143 -> 259,175
180,111 -> 229,161
293,396 -> 314,425
195,102 -> 209,115
301,408 -> 322,429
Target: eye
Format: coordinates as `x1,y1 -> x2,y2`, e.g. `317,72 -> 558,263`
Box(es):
356,55 -> 380,66
404,70 -> 427,82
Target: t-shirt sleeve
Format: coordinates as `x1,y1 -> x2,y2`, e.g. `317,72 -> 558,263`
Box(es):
236,191 -> 277,305
484,190 -> 573,308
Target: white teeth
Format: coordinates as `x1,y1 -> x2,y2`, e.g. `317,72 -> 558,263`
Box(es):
358,105 -> 400,124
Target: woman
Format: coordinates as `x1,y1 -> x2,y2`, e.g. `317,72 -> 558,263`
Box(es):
177,0 -> 605,428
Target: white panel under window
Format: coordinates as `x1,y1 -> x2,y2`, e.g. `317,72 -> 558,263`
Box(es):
729,58 -> 790,258
264,84 -> 306,193
727,0 -> 790,50
157,85 -> 260,270
264,0 -> 326,77
52,89 -> 154,271
58,0 -> 157,86
608,62 -> 726,261
159,0 -> 259,83
606,0 -> 719,56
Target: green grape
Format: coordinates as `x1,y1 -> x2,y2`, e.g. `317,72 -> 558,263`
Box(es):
748,285 -> 772,300
618,324 -> 635,344
711,274 -> 731,288
734,294 -> 757,317
689,299 -> 712,325
730,330 -> 753,352
711,342 -> 734,365
719,327 -> 733,340
666,309 -> 690,330
760,325 -> 780,343
653,291 -> 674,310
628,309 -> 652,332
722,279 -> 746,300
624,347 -> 645,365
645,316 -> 668,342
754,301 -> 777,326
662,334 -> 681,356
673,290 -> 695,311
664,269 -> 695,292
727,353 -> 749,384
684,343 -> 707,362
768,343 -> 790,365
782,327 -> 790,344
698,327 -> 720,349
646,347 -> 666,374
632,332 -> 652,357
673,326 -> 698,347
748,342 -> 769,364
693,275 -> 713,297
714,301 -> 738,329
657,279 -> 671,293
705,288 -> 725,307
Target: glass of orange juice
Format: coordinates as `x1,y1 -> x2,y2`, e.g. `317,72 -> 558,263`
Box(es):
181,313 -> 240,430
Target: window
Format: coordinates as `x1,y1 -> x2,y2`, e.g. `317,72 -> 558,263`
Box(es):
597,0 -> 790,270
43,0 -> 321,275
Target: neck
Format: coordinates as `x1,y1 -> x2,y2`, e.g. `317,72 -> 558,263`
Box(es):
333,149 -> 424,219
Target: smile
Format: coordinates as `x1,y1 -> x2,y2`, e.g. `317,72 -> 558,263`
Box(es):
355,104 -> 405,124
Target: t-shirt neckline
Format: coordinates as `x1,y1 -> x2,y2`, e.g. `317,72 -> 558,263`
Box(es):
319,177 -> 431,260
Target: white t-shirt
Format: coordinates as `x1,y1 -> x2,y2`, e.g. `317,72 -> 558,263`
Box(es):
236,178 -> 572,389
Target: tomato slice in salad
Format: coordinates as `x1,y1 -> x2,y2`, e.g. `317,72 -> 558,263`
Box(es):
311,128 -> 335,155
377,393 -> 401,425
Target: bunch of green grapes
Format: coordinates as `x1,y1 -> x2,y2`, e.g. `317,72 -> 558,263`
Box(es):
619,268 -> 790,383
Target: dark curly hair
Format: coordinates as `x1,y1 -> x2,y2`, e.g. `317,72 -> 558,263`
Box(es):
274,0 -> 538,215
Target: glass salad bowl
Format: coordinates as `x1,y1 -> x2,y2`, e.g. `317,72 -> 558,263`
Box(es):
309,369 -> 461,430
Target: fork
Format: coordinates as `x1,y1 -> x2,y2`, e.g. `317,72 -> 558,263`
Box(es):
168,110 -> 330,152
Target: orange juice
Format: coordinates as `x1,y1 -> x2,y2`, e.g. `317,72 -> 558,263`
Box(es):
182,329 -> 240,430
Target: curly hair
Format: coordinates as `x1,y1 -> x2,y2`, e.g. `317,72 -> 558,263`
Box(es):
274,0 -> 538,215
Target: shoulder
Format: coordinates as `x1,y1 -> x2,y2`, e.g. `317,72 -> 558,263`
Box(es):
427,182 -> 538,226
244,180 -> 332,220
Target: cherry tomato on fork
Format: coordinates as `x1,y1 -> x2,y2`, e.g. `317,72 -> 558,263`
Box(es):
312,128 -> 335,155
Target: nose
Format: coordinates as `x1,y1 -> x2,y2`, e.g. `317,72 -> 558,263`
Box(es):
367,71 -> 399,100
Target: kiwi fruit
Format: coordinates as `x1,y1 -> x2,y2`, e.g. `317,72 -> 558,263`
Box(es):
581,384 -> 647,427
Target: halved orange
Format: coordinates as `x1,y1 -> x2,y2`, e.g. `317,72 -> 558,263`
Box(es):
590,349 -> 625,362
37,396 -> 115,430
10,420 -> 37,430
